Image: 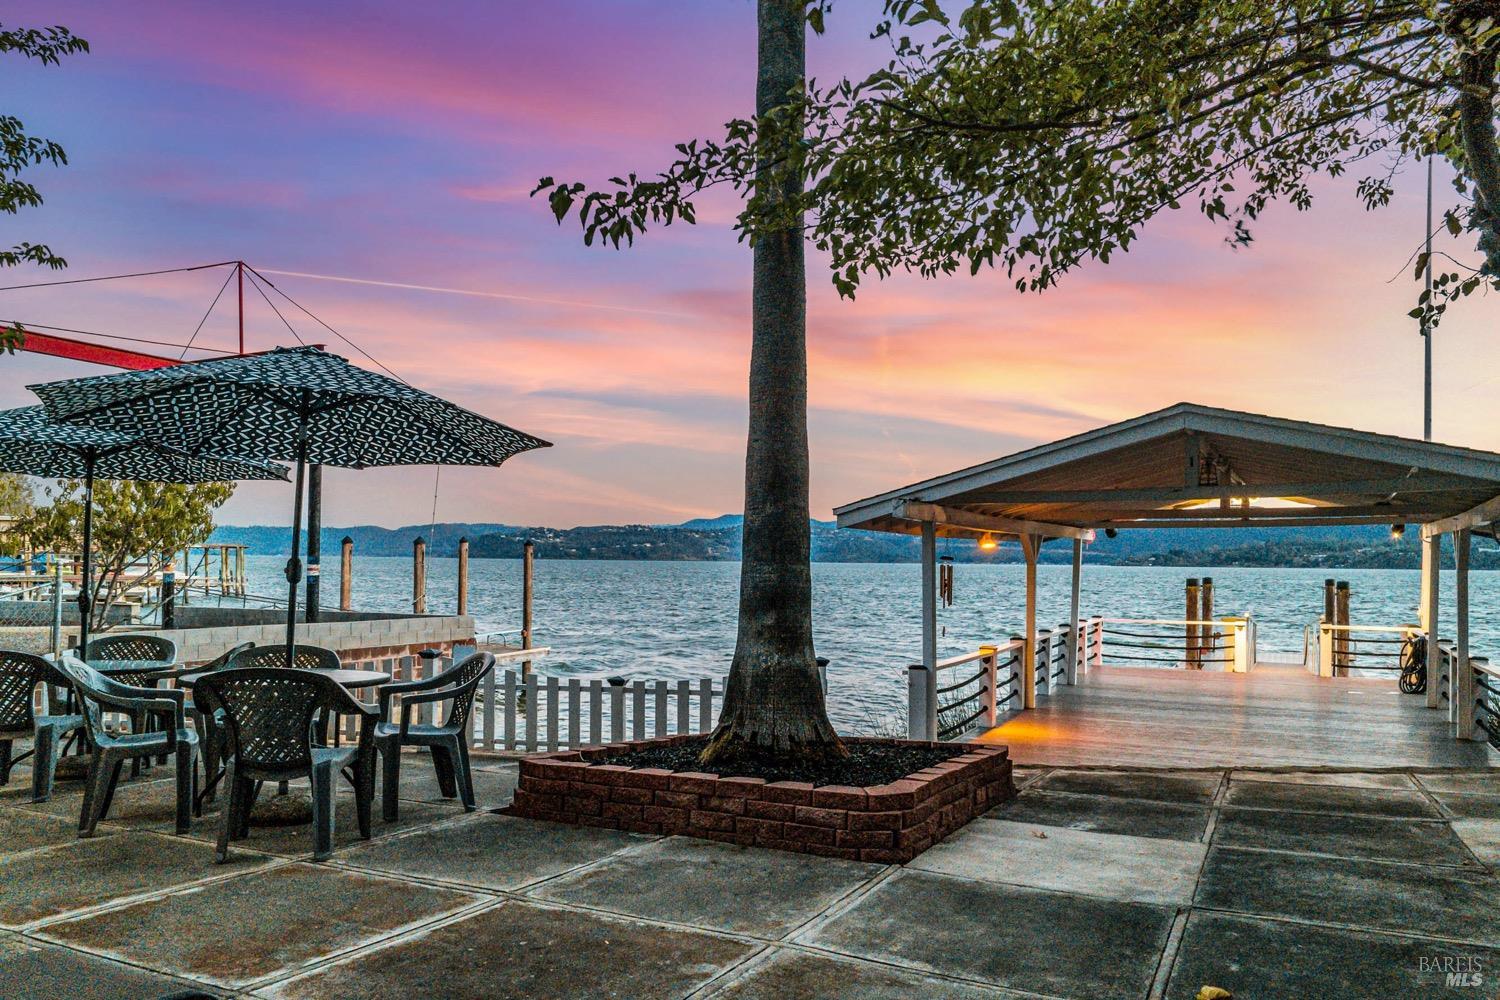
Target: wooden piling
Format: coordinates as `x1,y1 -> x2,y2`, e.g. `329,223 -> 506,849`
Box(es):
339,536 -> 353,611
522,539 -> 535,678
1200,576 -> 1214,659
1185,578 -> 1200,668
457,536 -> 470,616
412,536 -> 427,614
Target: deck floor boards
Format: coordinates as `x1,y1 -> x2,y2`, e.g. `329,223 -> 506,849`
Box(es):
971,664 -> 1499,769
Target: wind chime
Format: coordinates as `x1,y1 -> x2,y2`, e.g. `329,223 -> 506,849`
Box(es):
939,554 -> 955,608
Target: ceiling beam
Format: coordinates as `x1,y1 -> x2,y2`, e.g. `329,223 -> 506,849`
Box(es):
958,475 -> 1490,505
900,501 -> 1094,540
1422,493 -> 1500,537
1100,515 -> 1413,529
1086,503 -> 1437,522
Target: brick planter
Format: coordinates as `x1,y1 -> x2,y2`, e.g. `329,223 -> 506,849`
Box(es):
506,736 -> 1014,863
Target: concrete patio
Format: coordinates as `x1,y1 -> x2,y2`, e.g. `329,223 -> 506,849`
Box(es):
3,755 -> 1499,999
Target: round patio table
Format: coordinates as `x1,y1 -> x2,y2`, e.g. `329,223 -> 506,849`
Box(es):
182,665 -> 391,826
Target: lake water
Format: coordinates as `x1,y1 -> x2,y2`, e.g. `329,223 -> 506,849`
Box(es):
234,556 -> 1500,731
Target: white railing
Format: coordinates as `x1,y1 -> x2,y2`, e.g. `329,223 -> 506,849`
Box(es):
911,617 -> 1104,741
1314,622 -> 1418,677
1096,617 -> 1251,671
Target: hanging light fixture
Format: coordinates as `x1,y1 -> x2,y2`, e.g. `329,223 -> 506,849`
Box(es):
978,533 -> 998,550
1391,523 -> 1407,540
1105,527 -> 1118,539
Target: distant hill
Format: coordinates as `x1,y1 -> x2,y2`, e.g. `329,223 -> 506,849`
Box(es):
210,515 -> 1462,567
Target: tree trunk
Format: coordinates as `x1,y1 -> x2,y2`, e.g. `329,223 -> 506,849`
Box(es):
701,0 -> 845,766
1452,5 -> 1500,275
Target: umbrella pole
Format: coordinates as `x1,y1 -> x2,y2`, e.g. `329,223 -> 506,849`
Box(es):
77,454 -> 95,657
284,402 -> 310,668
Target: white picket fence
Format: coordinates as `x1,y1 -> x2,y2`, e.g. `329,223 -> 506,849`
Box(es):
342,646 -> 728,752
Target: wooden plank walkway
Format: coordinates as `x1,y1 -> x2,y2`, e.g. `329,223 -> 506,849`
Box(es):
971,664 -> 1500,770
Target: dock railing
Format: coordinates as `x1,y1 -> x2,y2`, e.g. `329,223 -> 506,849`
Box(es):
913,617 -> 1105,741
1096,616 -> 1252,671
1315,622 -> 1420,677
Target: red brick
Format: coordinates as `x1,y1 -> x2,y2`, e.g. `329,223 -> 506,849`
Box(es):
643,805 -> 690,829
577,764 -> 633,786
610,785 -> 653,805
511,790 -> 561,812
669,771 -> 722,796
566,795 -> 603,816
653,790 -> 699,810
792,805 -> 848,830
736,817 -> 784,839
702,796 -> 746,816
837,828 -> 894,849
602,802 -> 643,822
847,810 -> 904,832
866,780 -> 922,811
522,777 -> 571,798
902,801 -> 937,829
860,847 -> 910,864
746,799 -> 795,822
811,785 -> 868,810
762,781 -> 815,805
715,776 -> 767,797
627,768 -> 675,791
782,822 -> 838,847
690,809 -> 737,833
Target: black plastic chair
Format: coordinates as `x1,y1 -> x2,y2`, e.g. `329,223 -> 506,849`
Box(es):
225,643 -> 341,672
193,668 -> 377,862
0,650 -> 84,802
375,651 -> 495,821
83,634 -> 178,683
55,655 -> 197,836
151,641 -> 255,812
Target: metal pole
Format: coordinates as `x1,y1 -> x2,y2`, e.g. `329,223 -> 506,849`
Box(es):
283,395 -> 310,666
1067,537 -> 1082,683
237,261 -> 245,356
920,521 -> 937,737
1423,159 -> 1434,440
50,557 -> 63,656
78,453 -> 95,656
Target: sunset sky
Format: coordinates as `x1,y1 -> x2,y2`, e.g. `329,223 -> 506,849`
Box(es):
5,1 -> 1499,529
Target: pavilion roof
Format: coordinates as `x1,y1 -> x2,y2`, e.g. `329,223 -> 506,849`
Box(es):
833,402 -> 1500,539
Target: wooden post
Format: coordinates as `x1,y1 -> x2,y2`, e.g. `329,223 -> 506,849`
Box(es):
412,536 -> 427,614
1423,533 -> 1442,709
919,521 -> 938,738
522,539 -> 535,679
305,464 -> 322,623
1021,533 -> 1038,709
1456,529 -> 1474,737
1335,581 -> 1351,675
1323,577 -> 1336,628
1200,576 -> 1214,661
1185,578 -> 1200,668
1067,537 -> 1082,683
980,644 -> 998,726
339,536 -> 353,612
457,536 -> 470,616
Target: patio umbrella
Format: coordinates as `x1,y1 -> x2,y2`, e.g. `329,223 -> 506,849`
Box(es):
0,405 -> 289,653
30,346 -> 551,665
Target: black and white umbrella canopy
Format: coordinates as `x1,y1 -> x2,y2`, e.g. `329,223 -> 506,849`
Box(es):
29,346 -> 551,467
0,406 -> 289,483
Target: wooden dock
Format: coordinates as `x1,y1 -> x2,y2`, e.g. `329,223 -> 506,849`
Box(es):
972,663 -> 1500,770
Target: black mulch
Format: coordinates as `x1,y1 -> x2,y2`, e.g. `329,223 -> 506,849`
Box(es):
593,737 -> 966,788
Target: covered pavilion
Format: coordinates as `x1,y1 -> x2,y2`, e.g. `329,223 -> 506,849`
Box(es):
834,402 -> 1500,761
